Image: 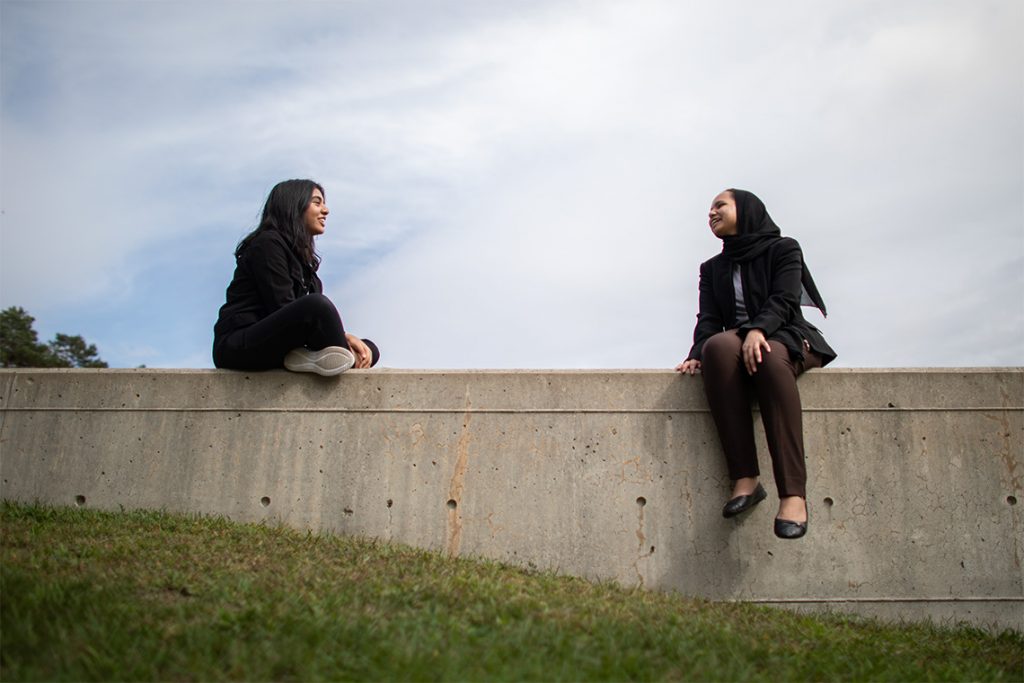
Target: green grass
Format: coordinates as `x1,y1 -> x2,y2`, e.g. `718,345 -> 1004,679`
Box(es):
1,501 -> 1021,682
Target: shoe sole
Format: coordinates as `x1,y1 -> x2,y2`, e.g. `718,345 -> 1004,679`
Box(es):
284,346 -> 355,377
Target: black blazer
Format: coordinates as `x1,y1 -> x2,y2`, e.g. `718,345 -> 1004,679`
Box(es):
213,230 -> 321,341
686,237 -> 836,366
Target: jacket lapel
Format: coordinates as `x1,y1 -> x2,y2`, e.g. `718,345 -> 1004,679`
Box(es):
713,258 -> 736,328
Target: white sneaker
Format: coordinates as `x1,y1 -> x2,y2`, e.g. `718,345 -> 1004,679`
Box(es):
283,346 -> 355,376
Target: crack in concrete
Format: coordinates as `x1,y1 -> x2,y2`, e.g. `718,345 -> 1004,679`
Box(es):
618,456 -> 654,484
632,498 -> 654,587
485,511 -> 505,539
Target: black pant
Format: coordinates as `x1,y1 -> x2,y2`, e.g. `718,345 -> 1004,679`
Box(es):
213,294 -> 379,370
700,330 -> 820,498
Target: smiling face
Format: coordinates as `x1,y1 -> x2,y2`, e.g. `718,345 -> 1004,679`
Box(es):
303,188 -> 328,236
708,190 -> 738,238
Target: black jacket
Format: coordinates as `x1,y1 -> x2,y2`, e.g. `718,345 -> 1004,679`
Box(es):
686,236 -> 836,366
213,230 -> 321,342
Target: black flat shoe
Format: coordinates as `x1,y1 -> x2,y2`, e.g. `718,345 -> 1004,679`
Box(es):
722,483 -> 767,518
774,515 -> 808,539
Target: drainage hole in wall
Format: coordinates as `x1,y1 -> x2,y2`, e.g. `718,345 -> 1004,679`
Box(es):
446,499 -> 457,510
74,495 -> 86,507
636,497 -> 647,507
260,496 -> 271,507
1008,496 -> 1018,506
823,497 -> 834,507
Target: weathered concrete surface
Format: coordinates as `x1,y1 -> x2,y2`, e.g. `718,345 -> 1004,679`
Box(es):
1,368 -> 1021,631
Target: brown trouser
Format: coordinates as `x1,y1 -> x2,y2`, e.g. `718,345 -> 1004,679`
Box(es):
701,330 -> 821,498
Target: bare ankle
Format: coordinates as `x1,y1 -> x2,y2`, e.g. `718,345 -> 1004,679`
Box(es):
777,496 -> 807,522
732,477 -> 759,497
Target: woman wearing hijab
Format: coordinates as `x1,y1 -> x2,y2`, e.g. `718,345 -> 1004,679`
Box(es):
675,189 -> 836,539
213,179 -> 380,376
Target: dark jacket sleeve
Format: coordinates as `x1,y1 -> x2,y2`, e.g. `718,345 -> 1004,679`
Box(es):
739,237 -> 803,339
687,258 -> 726,361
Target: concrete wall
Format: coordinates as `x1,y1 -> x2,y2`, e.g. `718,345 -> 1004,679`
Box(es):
1,368 -> 1021,631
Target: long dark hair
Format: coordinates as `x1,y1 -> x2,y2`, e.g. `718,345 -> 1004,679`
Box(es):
236,179 -> 324,270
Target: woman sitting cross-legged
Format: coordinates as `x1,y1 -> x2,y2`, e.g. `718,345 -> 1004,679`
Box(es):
213,178 -> 379,376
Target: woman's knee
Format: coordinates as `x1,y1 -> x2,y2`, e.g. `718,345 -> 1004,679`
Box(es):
755,341 -> 798,381
297,293 -> 338,317
285,294 -> 341,329
702,331 -> 741,367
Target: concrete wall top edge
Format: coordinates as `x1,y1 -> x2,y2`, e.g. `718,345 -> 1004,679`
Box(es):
1,368 -> 1021,413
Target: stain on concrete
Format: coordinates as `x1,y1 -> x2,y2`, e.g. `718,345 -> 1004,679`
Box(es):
410,422 -> 424,448
982,411 -> 1021,492
633,495 -> 654,587
446,390 -> 472,557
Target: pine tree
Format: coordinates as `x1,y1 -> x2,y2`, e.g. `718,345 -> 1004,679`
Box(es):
0,306 -> 108,368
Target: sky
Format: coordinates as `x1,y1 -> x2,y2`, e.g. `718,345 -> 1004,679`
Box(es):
1,0 -> 1022,369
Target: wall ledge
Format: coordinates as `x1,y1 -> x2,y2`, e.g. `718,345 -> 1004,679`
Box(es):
2,368 -> 1021,631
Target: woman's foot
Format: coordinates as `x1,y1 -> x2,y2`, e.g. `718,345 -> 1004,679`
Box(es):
722,478 -> 766,518
284,346 -> 355,376
775,496 -> 808,539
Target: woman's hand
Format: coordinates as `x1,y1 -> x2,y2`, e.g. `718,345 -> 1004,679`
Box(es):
742,328 -> 770,375
675,359 -> 701,375
345,334 -> 373,369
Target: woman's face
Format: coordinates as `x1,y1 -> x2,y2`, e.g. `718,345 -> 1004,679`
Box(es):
303,188 -> 329,236
708,191 -> 738,238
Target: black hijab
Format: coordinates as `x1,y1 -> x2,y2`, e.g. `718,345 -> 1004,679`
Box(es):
721,189 -> 828,317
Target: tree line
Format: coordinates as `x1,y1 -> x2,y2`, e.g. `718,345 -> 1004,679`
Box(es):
0,306 -> 108,368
